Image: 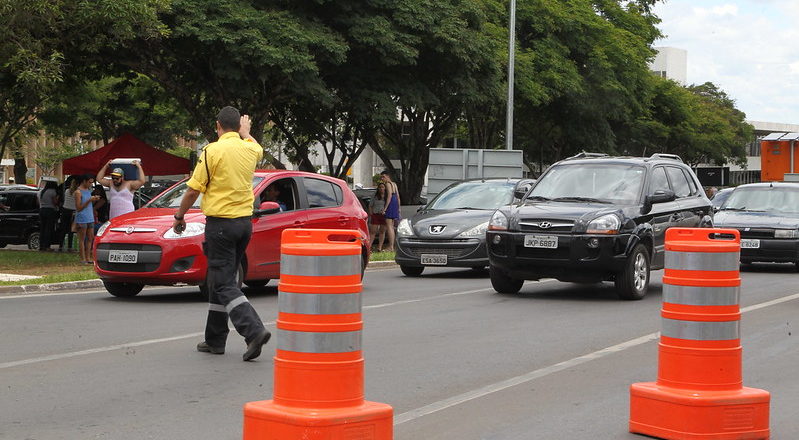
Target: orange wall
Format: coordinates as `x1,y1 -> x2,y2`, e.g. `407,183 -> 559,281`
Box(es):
760,140 -> 799,181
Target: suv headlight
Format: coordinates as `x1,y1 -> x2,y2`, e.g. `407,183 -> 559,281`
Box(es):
397,219 -> 414,237
96,221 -> 110,236
586,214 -> 621,234
458,222 -> 489,237
488,210 -> 508,231
774,229 -> 798,238
163,222 -> 205,238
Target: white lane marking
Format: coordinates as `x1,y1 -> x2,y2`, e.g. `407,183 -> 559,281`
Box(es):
394,291 -> 799,425
0,282 -> 522,370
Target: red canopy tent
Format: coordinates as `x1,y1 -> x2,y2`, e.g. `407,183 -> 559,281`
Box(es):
61,133 -> 191,176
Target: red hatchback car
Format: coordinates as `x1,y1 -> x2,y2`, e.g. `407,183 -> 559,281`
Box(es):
94,170 -> 370,297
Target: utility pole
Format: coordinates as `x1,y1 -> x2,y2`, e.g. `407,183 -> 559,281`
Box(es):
505,0 -> 516,151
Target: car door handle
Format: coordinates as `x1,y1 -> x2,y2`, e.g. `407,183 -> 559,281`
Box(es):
337,216 -> 348,223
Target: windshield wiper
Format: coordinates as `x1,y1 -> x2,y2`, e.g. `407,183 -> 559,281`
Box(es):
455,206 -> 485,210
552,196 -> 610,204
525,195 -> 551,202
721,207 -> 765,212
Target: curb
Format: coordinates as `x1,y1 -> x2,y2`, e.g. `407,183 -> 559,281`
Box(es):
0,260 -> 399,295
0,279 -> 104,295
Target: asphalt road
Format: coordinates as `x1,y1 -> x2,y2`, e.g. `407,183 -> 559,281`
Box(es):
1,264 -> 798,440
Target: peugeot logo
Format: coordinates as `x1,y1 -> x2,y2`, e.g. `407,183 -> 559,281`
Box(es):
538,221 -> 552,229
429,225 -> 446,234
125,226 -> 135,235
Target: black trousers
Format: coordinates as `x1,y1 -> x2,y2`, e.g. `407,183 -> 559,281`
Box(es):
56,208 -> 75,249
203,216 -> 265,348
39,208 -> 58,250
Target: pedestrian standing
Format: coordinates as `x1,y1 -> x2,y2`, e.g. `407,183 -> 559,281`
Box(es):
172,106 -> 271,361
38,181 -> 60,251
96,159 -> 146,219
73,175 -> 100,264
380,170 -> 401,253
92,182 -> 109,234
57,176 -> 77,252
368,183 -> 388,251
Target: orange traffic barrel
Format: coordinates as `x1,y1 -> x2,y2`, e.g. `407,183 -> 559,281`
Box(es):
243,229 -> 393,439
630,228 -> 770,440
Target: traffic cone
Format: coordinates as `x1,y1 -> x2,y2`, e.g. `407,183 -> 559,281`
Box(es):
629,228 -> 769,440
243,229 -> 393,439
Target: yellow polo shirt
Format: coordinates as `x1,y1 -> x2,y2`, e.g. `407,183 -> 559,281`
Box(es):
187,131 -> 263,218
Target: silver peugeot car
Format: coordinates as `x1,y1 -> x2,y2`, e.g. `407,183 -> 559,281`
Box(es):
394,178 -> 535,276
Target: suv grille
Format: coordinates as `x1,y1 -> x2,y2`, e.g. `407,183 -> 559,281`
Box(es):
97,243 -> 162,273
737,228 -> 774,239
518,219 -> 574,233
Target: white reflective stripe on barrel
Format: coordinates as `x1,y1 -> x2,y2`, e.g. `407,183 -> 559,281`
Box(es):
665,251 -> 739,271
277,329 -> 361,353
661,318 -> 740,340
279,291 -> 361,315
280,254 -> 361,276
662,285 -> 740,306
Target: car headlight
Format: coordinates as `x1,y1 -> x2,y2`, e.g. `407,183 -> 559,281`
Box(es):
488,210 -> 508,231
586,214 -> 621,234
96,221 -> 110,236
397,219 -> 414,237
163,222 -> 205,238
458,221 -> 489,237
774,229 -> 798,238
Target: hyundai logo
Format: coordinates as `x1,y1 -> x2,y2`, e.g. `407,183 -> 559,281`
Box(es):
429,225 -> 446,234
538,221 -> 552,229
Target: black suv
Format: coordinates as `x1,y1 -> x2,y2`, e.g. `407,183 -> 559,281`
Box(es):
486,153 -> 713,300
0,189 -> 41,249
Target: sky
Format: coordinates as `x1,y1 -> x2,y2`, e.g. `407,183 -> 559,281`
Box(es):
652,0 -> 799,125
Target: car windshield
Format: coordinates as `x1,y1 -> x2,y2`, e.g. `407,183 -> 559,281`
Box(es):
721,187 -> 799,214
148,176 -> 265,208
428,181 -> 516,210
529,163 -> 645,204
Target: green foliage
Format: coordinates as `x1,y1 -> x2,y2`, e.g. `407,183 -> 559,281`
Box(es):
38,72 -> 196,149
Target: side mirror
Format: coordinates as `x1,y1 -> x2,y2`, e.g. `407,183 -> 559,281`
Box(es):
254,201 -> 280,217
649,189 -> 676,204
514,185 -> 531,200
417,206 -> 425,212
641,189 -> 676,215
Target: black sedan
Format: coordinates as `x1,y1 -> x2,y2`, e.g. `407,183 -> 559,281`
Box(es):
394,178 -> 534,276
714,182 -> 799,267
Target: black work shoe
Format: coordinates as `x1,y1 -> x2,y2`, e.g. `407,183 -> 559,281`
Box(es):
197,341 -> 225,354
243,329 -> 271,361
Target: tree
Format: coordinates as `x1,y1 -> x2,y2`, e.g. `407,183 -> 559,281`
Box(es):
0,0 -> 168,182
38,72 -> 196,149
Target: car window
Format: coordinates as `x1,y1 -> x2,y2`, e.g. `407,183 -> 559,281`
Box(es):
530,164 -> 645,204
148,176 -> 264,208
258,177 -> 298,211
0,193 -> 11,211
428,181 -> 516,210
648,167 -> 670,194
723,187 -> 799,213
333,184 -> 344,205
304,178 -> 340,208
683,169 -> 699,195
11,193 -> 37,211
666,167 -> 691,198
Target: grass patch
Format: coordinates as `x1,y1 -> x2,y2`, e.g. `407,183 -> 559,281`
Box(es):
0,250 -> 97,286
369,250 -> 395,262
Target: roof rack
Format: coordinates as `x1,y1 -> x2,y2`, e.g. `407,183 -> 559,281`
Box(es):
649,153 -> 683,163
565,152 -> 609,160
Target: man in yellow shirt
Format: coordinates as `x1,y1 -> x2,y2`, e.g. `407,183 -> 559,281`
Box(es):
172,106 -> 271,361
